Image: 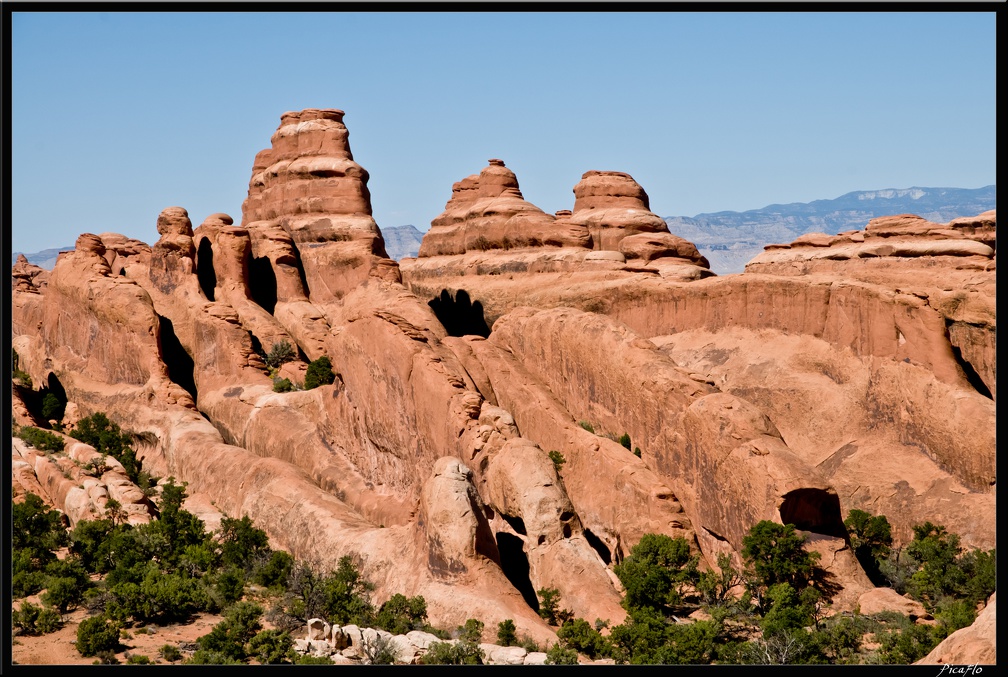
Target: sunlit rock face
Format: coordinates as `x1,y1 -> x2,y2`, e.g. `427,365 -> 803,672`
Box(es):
241,108 -> 400,316
10,107 -> 995,657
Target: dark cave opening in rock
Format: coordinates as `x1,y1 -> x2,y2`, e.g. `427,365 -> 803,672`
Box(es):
501,513 -> 527,536
247,332 -> 265,364
495,532 -> 540,612
249,255 -> 278,314
287,240 -> 312,302
37,373 -> 69,422
196,237 -> 216,301
428,289 -> 491,338
157,314 -> 198,403
949,342 -> 993,400
779,488 -> 847,538
582,527 -> 612,565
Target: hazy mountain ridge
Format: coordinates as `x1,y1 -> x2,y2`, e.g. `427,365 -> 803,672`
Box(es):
665,185 -> 996,274
13,186 -> 994,273
381,224 -> 425,261
10,246 -> 75,271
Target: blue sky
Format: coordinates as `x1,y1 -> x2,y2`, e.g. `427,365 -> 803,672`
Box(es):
9,10 -> 997,254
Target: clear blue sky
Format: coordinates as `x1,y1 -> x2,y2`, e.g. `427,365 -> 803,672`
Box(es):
9,10 -> 997,254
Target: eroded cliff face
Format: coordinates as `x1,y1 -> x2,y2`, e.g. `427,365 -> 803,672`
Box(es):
10,108 -> 995,642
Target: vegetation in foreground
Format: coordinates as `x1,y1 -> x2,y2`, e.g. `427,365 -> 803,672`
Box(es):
10,409 -> 995,665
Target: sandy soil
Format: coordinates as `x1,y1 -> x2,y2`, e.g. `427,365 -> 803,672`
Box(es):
11,598 -> 226,666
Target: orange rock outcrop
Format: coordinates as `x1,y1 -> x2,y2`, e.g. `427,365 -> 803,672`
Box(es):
11,108 -> 995,657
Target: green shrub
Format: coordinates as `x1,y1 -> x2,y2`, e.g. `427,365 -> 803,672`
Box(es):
12,349 -> 33,386
17,426 -> 65,452
613,533 -> 698,613
218,515 -> 270,571
93,650 -> 119,664
215,566 -> 246,606
742,521 -> 819,592
876,621 -> 945,664
69,518 -> 116,573
497,618 -> 518,646
578,420 -> 595,434
248,629 -> 294,664
126,654 -> 151,664
548,450 -> 566,474
76,615 -> 122,656
362,633 -> 398,665
272,377 -> 294,393
12,601 -> 62,635
696,552 -> 745,608
537,587 -> 564,625
186,649 -> 244,665
376,593 -> 428,635
935,597 -> 978,634
69,412 -> 143,484
159,644 -> 183,663
518,634 -> 543,653
557,617 -> 610,658
296,654 -> 334,665
760,583 -> 815,636
11,561 -> 48,598
817,615 -> 863,663
106,561 -> 210,624
13,493 -> 69,564
303,356 -> 335,390
41,392 -> 66,421
458,618 -> 484,643
41,576 -> 87,614
957,547 -> 996,606
634,447 -> 642,457
252,549 -> 293,590
196,601 -> 264,663
844,509 -> 893,585
265,340 -> 295,369
618,433 -> 631,450
420,640 -> 484,664
545,642 -> 579,664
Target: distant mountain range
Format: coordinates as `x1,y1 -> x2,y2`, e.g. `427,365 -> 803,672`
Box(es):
13,186 -> 995,274
10,246 -> 75,271
664,185 -> 996,274
381,225 -> 425,261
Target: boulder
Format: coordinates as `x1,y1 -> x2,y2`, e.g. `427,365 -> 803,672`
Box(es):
917,594 -> 996,665
858,588 -> 930,620
524,651 -> 548,665
306,618 -> 330,641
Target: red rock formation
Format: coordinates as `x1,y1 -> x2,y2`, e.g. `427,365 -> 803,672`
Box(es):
401,166 -> 712,326
11,108 -> 995,640
11,254 -> 48,294
418,159 -> 590,257
569,170 -> 670,251
241,108 -> 400,314
745,210 -> 996,401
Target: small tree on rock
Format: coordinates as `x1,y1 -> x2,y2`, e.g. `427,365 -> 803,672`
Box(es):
303,356 -> 335,390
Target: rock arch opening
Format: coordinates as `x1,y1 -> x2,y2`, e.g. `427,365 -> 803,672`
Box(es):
157,314 -> 198,403
196,237 -> 216,301
428,289 -> 491,338
249,255 -> 278,314
494,532 -> 539,612
779,488 -> 846,538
